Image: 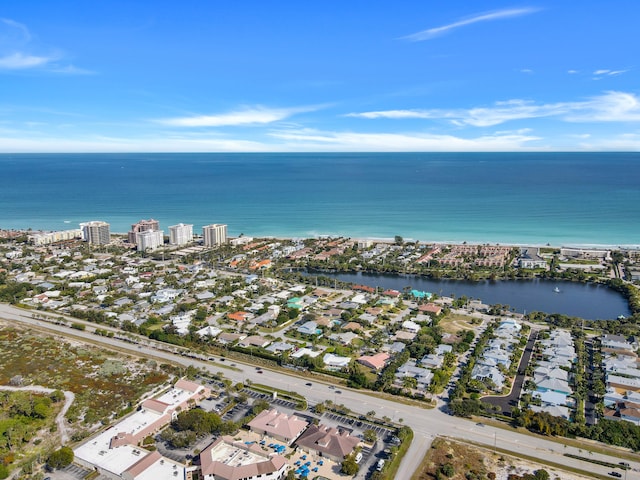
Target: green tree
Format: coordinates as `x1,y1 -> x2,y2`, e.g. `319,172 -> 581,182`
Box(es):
534,469 -> 550,480
363,429 -> 377,443
341,455 -> 359,475
47,446 -> 74,469
441,463 -> 455,477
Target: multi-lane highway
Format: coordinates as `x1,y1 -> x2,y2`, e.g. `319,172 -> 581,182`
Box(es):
1,303 -> 637,479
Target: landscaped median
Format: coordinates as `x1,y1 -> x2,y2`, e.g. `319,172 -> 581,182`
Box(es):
247,382 -> 308,410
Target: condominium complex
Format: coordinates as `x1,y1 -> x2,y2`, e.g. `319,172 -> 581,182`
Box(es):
28,229 -> 82,246
169,223 -> 194,246
136,230 -> 164,252
128,219 -> 160,245
79,221 -> 111,245
203,224 -> 228,247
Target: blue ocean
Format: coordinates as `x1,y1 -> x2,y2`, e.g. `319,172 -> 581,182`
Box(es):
1,152 -> 639,247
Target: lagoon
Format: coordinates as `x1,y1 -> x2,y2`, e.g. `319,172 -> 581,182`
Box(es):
306,271 -> 631,320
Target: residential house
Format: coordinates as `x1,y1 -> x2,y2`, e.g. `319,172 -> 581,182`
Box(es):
323,353 -> 350,370
357,353 -> 390,371
297,321 -> 320,336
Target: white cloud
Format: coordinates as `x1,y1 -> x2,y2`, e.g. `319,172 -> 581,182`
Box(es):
347,91 -> 640,127
345,110 -> 439,120
50,64 -> 96,75
402,8 -> 538,41
158,105 -> 319,127
520,69 -> 534,74
567,70 -> 579,74
0,134 -> 277,153
592,69 -> 627,79
347,100 -> 568,126
0,52 -> 54,69
268,128 -> 541,152
1,18 -> 31,41
0,18 -> 87,74
567,91 -> 640,122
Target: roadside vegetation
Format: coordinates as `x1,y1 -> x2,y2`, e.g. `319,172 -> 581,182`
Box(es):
0,390 -> 65,479
0,324 -> 171,449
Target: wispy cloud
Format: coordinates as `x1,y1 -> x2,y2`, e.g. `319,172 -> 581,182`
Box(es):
594,69 -> 627,76
0,18 -> 89,74
0,52 -> 56,70
346,100 -> 565,126
50,64 -> 95,75
269,128 -> 541,151
0,134 -> 278,153
158,105 -> 320,127
592,69 -> 627,80
1,18 -> 31,41
347,91 -> 640,126
567,91 -> 640,122
402,7 -> 539,41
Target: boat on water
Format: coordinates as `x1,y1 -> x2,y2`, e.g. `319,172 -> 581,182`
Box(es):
553,287 -> 560,293
618,314 -> 627,320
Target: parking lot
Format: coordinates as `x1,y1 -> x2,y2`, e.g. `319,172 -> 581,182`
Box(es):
46,463 -> 92,480
243,387 -> 299,410
322,412 -> 393,439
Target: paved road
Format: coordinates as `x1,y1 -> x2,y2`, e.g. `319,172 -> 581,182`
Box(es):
1,303 -> 639,479
482,329 -> 539,415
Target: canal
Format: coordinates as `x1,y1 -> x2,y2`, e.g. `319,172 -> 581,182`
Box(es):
304,271 -> 631,321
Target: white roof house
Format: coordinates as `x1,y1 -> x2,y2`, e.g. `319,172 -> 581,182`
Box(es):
323,353 -> 350,369
471,364 -> 505,390
402,320 -> 421,334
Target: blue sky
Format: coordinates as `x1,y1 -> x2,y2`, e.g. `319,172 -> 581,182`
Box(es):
1,1 -> 639,152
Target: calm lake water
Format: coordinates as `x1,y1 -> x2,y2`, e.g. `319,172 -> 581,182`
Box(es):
306,271 -> 631,320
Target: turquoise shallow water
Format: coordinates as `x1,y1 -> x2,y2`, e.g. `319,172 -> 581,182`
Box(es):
1,152 -> 639,247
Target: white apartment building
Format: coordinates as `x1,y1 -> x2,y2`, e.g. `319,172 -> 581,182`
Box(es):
28,229 -> 82,246
136,230 -> 164,252
169,223 -> 194,246
202,224 -> 227,247
80,221 -> 111,245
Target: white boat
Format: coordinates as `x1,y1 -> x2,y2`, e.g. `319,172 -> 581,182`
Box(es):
553,287 -> 560,293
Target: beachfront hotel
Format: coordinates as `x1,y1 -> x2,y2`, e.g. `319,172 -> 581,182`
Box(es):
202,224 -> 227,247
128,219 -> 160,245
80,221 -> 111,245
169,223 -> 194,246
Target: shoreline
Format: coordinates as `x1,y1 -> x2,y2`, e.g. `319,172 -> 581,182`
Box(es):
7,228 -> 640,250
